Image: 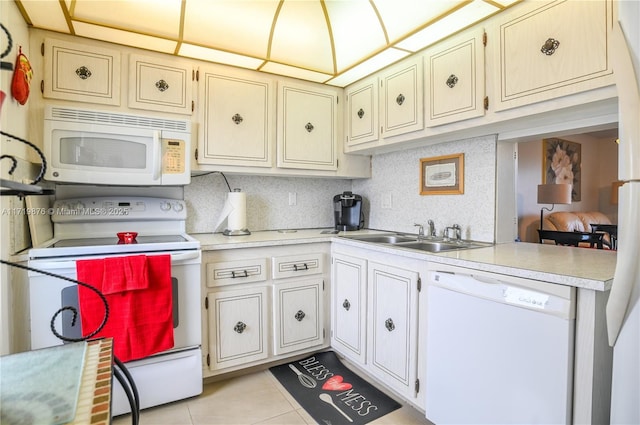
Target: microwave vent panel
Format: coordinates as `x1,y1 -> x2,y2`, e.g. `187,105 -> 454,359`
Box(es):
48,106 -> 189,132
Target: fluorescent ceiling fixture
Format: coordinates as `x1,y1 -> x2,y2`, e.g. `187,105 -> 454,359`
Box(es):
260,62 -> 333,84
73,22 -> 178,54
326,48 -> 411,87
14,0 -> 520,87
179,44 -> 265,70
396,1 -> 500,51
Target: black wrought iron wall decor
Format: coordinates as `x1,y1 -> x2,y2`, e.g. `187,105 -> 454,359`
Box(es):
0,130 -> 54,197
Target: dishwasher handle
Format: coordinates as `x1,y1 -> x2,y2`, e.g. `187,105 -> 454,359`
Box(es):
429,270 -> 574,319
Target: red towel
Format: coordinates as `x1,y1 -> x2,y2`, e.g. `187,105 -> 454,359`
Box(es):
102,255 -> 149,294
76,254 -> 174,362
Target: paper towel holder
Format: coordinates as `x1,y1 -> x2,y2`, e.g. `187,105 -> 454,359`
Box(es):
222,188 -> 251,236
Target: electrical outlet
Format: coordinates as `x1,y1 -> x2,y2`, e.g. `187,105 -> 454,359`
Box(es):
288,192 -> 297,206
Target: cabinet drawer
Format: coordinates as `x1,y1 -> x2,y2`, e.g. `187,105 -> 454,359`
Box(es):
272,253 -> 324,280
206,258 -> 268,287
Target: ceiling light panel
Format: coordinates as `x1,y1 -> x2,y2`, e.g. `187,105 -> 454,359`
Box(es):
261,61 -> 333,83
326,0 -> 388,72
372,0 -> 466,42
71,0 -> 182,39
183,1 -> 278,59
73,22 -> 178,54
19,0 -> 69,32
179,43 -> 265,70
326,47 -> 410,87
395,0 -> 499,51
270,1 -> 334,74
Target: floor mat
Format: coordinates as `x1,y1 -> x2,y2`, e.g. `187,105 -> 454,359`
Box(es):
270,351 -> 401,425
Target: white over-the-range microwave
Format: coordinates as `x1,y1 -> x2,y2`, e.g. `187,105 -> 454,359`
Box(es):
44,105 -> 191,186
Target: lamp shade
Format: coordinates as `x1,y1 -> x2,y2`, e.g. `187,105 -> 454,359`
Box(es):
537,184 -> 572,205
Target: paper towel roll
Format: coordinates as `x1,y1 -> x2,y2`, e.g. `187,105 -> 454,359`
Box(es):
214,190 -> 248,233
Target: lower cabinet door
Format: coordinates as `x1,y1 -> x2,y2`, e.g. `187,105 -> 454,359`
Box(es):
331,253 -> 367,364
207,286 -> 268,371
273,279 -> 323,355
367,261 -> 419,396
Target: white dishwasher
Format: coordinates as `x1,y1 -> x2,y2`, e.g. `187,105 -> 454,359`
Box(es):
425,263 -> 576,425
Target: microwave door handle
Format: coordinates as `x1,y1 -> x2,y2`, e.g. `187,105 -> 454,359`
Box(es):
152,130 -> 162,180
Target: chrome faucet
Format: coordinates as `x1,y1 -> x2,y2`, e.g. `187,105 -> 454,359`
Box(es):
414,223 -> 424,240
444,224 -> 462,241
427,219 -> 436,238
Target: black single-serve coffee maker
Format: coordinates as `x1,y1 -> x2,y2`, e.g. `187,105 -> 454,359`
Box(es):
333,191 -> 364,231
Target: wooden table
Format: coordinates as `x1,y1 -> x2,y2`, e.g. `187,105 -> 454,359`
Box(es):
538,229 -> 605,249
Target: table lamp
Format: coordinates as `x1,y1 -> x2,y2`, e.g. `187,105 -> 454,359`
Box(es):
538,183 -> 572,230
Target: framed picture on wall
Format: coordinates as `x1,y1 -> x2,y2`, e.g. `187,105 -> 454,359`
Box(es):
420,153 -> 464,195
542,138 -> 581,201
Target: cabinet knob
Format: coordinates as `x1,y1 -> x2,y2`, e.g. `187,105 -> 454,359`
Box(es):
75,66 -> 92,80
305,122 -> 314,132
385,318 -> 395,332
232,113 -> 244,125
294,310 -> 306,321
357,108 -> 365,119
233,321 -> 247,333
342,299 -> 351,311
155,79 -> 169,92
396,94 -> 405,106
541,38 -> 560,55
446,74 -> 459,88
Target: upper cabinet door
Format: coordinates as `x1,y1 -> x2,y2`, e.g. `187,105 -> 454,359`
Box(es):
493,0 -> 613,111
380,57 -> 424,138
277,81 -> 338,171
128,54 -> 193,115
43,38 -> 121,106
425,28 -> 486,127
346,77 -> 379,146
198,69 -> 275,167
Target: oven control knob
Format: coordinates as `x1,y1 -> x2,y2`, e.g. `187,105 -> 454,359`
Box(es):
173,202 -> 184,212
160,201 -> 172,211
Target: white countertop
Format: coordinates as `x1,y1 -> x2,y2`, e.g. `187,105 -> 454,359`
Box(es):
191,229 -> 617,291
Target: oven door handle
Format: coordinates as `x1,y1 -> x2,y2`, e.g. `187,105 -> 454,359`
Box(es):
29,251 -> 200,271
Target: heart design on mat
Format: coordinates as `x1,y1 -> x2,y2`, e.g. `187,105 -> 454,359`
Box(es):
322,375 -> 352,391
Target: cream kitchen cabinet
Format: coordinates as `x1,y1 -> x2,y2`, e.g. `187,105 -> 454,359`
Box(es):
128,54 -> 194,115
206,286 -> 269,371
380,57 -> 424,138
367,261 -> 420,399
425,28 -> 486,127
492,0 -> 613,111
201,244 -> 330,377
345,77 -> 379,147
272,252 -> 325,355
330,245 -> 425,407
331,253 -> 367,364
277,81 -> 338,171
197,67 -> 275,167
42,38 -> 121,106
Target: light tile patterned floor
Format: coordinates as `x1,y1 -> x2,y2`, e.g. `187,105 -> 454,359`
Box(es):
112,369 -> 433,425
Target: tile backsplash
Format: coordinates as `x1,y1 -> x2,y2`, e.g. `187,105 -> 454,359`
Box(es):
185,134 -> 498,242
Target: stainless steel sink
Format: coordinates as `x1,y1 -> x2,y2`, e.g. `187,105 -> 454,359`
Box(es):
341,233 -> 491,253
341,234 -> 417,244
394,241 -> 467,252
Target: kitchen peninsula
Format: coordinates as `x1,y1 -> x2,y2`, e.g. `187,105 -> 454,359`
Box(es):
192,229 -> 616,424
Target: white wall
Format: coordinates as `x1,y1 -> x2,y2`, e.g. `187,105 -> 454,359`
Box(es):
185,175 -> 352,233
517,134 -> 619,242
352,135 -> 498,242
1,0 -> 33,355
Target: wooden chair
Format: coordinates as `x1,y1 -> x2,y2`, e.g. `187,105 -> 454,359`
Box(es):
537,229 -> 605,249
